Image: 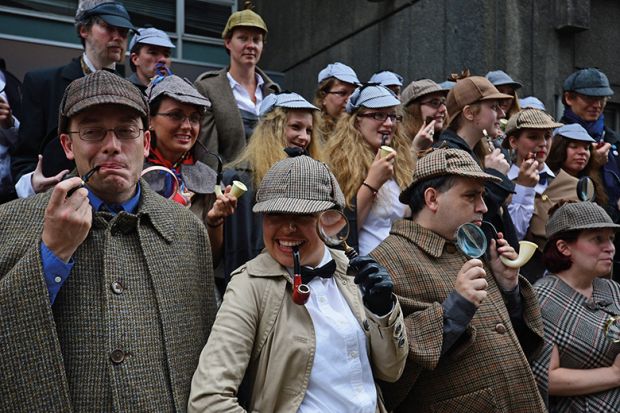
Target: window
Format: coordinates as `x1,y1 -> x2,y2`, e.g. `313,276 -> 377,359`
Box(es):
185,0 -> 233,38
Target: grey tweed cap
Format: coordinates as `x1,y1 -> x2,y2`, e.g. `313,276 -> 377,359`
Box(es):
346,84 -> 400,113
146,75 -> 211,109
58,70 -> 148,134
259,92 -> 318,117
546,201 -> 620,239
400,148 -> 501,203
253,155 -> 345,214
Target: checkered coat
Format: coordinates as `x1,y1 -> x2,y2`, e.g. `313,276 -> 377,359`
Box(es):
370,220 -> 547,413
0,183 -> 216,412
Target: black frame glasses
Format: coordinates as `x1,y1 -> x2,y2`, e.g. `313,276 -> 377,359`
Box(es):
357,112 -> 403,122
154,111 -> 203,125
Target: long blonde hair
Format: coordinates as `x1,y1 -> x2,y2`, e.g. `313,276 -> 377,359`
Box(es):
228,107 -> 324,188
326,109 -> 413,208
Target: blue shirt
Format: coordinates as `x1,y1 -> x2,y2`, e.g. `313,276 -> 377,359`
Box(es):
40,184 -> 142,304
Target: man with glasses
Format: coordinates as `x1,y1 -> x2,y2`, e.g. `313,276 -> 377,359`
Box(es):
0,70 -> 217,411
12,0 -> 134,199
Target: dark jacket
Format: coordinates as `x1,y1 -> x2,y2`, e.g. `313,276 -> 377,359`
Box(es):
0,61 -> 22,202
436,129 -> 520,250
11,58 -> 83,181
194,67 -> 280,166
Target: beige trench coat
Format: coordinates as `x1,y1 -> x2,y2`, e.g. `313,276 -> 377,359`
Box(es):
188,248 -> 407,412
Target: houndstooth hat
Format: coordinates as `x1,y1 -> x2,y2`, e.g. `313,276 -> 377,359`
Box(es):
253,155 -> 345,214
401,79 -> 446,107
546,202 -> 620,239
504,108 -> 563,136
399,148 -> 501,203
58,70 -> 148,134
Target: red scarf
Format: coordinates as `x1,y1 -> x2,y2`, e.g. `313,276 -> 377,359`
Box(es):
146,148 -> 195,206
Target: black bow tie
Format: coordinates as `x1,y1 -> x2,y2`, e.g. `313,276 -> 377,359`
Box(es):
300,260 -> 336,284
539,172 -> 549,185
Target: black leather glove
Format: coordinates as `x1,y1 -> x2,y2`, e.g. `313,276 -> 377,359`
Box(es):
349,255 -> 394,316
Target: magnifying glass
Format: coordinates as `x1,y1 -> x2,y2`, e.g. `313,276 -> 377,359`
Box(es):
455,222 -> 537,268
141,165 -> 180,199
577,176 -> 596,202
316,209 -> 358,259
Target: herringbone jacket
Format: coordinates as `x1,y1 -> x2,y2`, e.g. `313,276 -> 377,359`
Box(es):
371,220 -> 547,413
0,183 -> 216,412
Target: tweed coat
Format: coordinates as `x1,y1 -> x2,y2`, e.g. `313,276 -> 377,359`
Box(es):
188,248 -> 407,413
10,58 -> 84,181
370,220 -> 547,413
0,182 -> 216,412
193,67 -> 279,165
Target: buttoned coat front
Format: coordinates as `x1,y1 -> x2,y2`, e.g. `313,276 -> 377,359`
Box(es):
0,183 -> 217,412
188,248 -> 408,413
193,67 -> 279,165
370,220 -> 547,413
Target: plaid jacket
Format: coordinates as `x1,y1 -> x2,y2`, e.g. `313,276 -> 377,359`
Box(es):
370,220 -> 546,413
0,183 -> 216,412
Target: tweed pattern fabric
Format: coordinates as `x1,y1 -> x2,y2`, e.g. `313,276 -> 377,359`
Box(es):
253,155 -> 345,214
346,85 -> 400,112
546,201 -> 620,238
371,220 -> 546,413
504,108 -> 563,136
258,92 -> 318,117
401,79 -> 444,106
146,75 -> 211,109
400,148 -> 500,203
0,182 -> 216,412
58,70 -> 149,134
222,9 -> 267,38
532,275 -> 620,412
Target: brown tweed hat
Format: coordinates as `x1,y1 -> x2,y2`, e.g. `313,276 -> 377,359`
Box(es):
222,9 -> 267,39
401,79 -> 446,107
399,148 -> 501,203
446,76 -> 513,126
58,70 -> 149,134
504,108 -> 563,137
546,202 -> 620,239
253,155 -> 345,214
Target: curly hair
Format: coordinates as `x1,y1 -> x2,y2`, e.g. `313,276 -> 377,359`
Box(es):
325,110 -> 413,208
227,107 -> 324,188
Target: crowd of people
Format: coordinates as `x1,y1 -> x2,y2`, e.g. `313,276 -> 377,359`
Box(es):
1,0 -> 619,412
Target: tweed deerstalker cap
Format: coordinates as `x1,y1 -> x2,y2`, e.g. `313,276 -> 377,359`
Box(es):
253,155 -> 345,214
222,8 -> 267,39
259,92 -> 318,117
446,76 -> 513,126
399,148 -> 501,203
146,75 -> 211,109
504,108 -> 563,136
546,201 -> 620,239
58,70 -> 148,134
346,84 -> 400,113
401,79 -> 446,107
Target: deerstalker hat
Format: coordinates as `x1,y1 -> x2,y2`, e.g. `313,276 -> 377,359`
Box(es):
446,76 -> 513,126
259,92 -> 318,117
546,202 -> 620,239
401,79 -> 446,107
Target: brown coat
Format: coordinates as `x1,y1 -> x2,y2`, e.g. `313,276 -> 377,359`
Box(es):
370,220 -> 546,413
188,248 -> 408,413
194,67 -> 279,164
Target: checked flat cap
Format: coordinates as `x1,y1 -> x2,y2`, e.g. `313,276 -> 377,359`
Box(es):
400,148 -> 501,203
253,155 -> 345,215
59,70 -> 148,134
504,108 -> 563,136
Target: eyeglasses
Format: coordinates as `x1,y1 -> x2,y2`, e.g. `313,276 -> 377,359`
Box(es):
357,112 -> 403,122
155,111 -> 203,125
68,126 -> 143,141
326,90 -> 351,97
483,101 -> 505,113
420,98 -> 447,109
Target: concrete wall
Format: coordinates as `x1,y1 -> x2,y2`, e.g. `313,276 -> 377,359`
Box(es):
255,0 -> 620,118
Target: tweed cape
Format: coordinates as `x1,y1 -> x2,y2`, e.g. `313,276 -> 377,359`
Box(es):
0,182 -> 216,412
371,220 -> 546,413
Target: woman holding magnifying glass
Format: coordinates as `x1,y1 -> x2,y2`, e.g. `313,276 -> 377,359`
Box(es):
144,75 -> 238,265
532,201 -> 620,411
189,155 -> 406,412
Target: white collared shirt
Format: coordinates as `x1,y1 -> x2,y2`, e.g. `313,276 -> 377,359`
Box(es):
227,71 -> 264,115
507,163 -> 555,240
297,248 -> 377,413
82,53 -> 115,72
